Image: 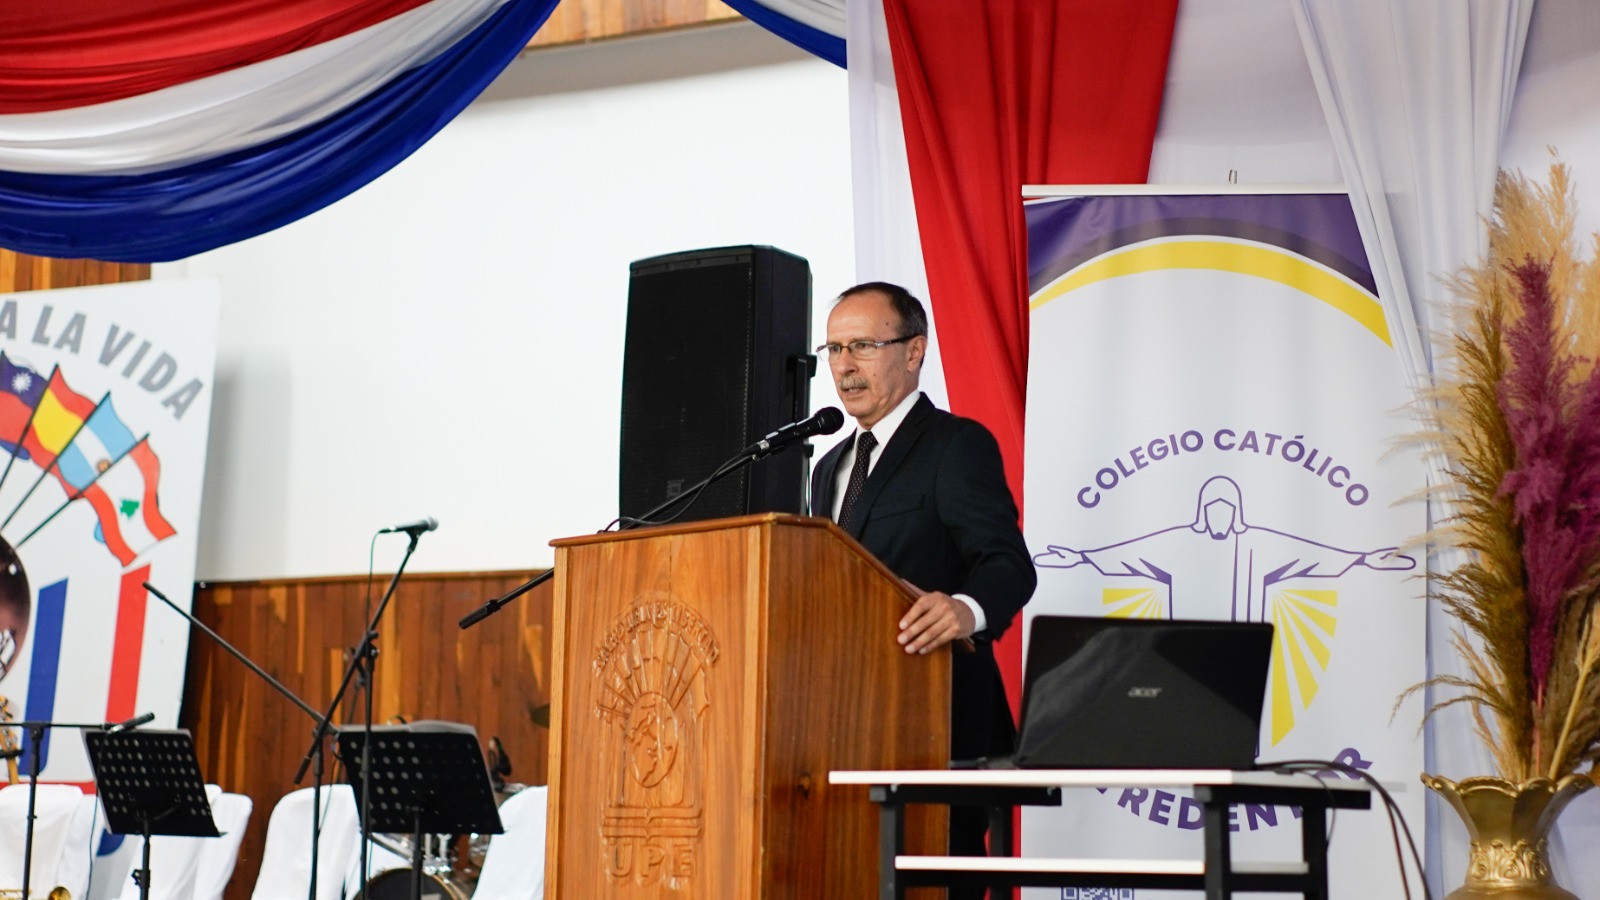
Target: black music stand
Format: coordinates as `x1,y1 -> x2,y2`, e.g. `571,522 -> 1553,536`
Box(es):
337,722 -> 502,900
85,729 -> 218,900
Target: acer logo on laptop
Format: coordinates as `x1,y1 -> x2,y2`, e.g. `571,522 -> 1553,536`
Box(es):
1127,686 -> 1163,699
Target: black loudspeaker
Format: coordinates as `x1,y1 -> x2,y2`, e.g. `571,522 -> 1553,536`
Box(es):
620,246 -> 813,524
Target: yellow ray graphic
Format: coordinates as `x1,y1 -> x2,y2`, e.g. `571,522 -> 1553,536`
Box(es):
1101,587 -> 1165,619
1266,589 -> 1339,745
1268,626 -> 1293,746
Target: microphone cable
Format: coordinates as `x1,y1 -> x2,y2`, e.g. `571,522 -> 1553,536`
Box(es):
607,452 -> 747,531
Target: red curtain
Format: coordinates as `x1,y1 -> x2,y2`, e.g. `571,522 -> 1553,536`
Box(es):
0,0 -> 436,113
883,0 -> 1179,714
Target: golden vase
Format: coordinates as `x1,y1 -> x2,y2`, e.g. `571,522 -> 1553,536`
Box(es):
1423,773 -> 1593,899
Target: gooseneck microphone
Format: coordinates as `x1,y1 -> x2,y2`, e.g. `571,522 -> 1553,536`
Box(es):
379,517 -> 438,535
742,407 -> 845,457
461,408 -> 844,630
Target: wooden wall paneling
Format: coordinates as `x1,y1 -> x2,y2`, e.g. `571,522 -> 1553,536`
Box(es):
600,0 -> 627,35
0,247 -> 150,293
483,572 -> 551,774
384,581 -> 421,722
526,0 -> 740,49
183,571 -> 554,900
423,582 -> 450,721
467,585 -> 500,735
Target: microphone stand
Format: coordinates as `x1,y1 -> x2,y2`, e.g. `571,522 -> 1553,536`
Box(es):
145,584 -> 332,900
14,715 -> 155,900
295,530 -> 424,900
458,443 -> 770,630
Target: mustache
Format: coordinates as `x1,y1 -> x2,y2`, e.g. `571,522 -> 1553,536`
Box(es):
838,376 -> 869,391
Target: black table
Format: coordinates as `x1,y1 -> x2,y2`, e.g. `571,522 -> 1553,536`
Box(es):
828,768 -> 1372,899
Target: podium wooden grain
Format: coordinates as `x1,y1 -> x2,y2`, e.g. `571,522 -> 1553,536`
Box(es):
545,513 -> 950,898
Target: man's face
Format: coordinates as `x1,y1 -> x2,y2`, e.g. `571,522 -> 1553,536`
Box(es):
826,290 -> 925,429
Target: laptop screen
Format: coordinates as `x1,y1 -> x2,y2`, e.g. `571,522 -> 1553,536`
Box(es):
1012,616 -> 1274,769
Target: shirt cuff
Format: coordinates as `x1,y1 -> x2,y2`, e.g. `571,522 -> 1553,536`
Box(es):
953,593 -> 987,635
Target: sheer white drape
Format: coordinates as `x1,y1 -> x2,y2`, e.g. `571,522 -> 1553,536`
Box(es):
1292,1 -> 1534,894
843,0 -> 945,406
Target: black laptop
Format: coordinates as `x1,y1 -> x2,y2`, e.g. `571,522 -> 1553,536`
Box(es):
994,615 -> 1274,770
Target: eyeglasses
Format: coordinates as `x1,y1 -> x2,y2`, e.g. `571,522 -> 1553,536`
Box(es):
815,335 -> 915,360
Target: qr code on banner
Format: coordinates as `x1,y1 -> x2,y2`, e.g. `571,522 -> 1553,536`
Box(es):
1061,890 -> 1135,900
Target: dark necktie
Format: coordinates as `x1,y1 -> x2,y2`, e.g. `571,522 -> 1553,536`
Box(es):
837,431 -> 878,529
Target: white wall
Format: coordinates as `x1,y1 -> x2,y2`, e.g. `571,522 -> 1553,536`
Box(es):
156,22 -> 854,580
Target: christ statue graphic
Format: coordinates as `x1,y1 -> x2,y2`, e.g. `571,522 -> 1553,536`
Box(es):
1033,476 -> 1414,621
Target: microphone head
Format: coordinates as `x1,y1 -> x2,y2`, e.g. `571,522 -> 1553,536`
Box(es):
380,517 -> 440,535
813,407 -> 845,436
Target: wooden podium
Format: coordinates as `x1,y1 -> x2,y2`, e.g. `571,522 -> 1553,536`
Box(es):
544,513 -> 951,898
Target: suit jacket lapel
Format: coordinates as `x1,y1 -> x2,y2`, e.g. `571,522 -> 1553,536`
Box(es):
812,438 -> 844,518
844,394 -> 932,539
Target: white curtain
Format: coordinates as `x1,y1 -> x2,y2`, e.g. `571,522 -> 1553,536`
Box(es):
843,0 -> 946,407
1147,0 -> 1341,185
1292,1 -> 1534,894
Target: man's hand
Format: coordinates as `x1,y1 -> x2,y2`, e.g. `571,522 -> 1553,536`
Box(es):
898,589 -> 976,654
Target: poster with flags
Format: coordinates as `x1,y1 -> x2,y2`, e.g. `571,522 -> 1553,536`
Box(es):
1021,192 -> 1427,898
0,278 -> 218,788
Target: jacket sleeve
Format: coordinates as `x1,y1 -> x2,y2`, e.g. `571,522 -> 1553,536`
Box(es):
935,420 -> 1036,639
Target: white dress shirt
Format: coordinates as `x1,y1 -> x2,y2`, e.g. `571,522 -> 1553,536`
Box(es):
831,391 -> 989,633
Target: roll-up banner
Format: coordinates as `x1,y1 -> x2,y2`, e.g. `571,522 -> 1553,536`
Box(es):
0,279 -> 218,793
1022,192 -> 1425,899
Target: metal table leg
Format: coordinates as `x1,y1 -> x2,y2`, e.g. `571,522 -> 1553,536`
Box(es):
871,786 -> 906,900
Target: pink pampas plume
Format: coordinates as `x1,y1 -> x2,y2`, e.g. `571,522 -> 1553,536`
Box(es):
1500,259 -> 1600,696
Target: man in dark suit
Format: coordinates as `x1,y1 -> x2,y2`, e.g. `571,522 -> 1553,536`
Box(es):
810,282 -> 1035,871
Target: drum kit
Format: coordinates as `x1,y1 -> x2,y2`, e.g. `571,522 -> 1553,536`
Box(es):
350,741 -> 526,900
358,832 -> 469,900
355,782 -> 528,900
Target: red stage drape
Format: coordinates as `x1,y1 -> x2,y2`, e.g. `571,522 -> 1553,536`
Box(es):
0,0 -> 436,113
882,0 -> 1179,715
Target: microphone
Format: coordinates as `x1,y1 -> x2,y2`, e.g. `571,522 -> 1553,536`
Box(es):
379,517 -> 438,535
107,711 -> 155,733
742,407 -> 845,457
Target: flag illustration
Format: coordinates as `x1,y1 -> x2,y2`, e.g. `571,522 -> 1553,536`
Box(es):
80,440 -> 177,566
53,397 -> 139,494
0,354 -> 47,457
20,370 -> 96,468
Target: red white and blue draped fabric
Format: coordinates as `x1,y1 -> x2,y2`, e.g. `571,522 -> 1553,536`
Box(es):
720,0 -> 846,68
0,0 -> 558,262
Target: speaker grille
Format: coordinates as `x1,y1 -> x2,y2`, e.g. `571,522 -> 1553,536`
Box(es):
621,252 -> 753,521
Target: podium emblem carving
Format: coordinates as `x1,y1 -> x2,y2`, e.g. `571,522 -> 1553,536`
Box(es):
592,599 -> 720,888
